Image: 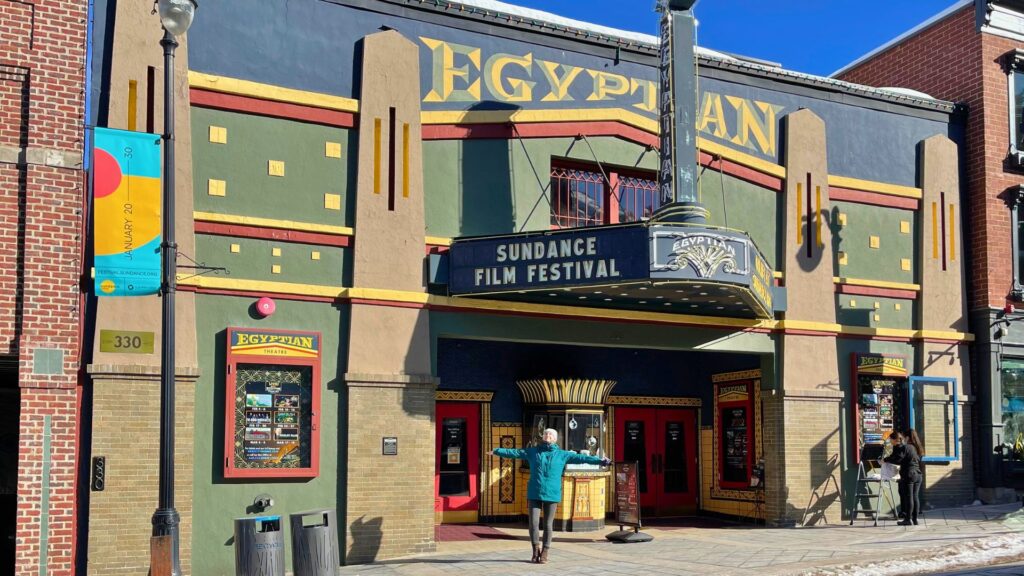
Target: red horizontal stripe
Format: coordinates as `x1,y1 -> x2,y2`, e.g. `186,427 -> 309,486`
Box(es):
194,221 -> 351,247
829,186 -> 919,210
422,121 -> 659,148
190,89 -> 357,128
836,283 -> 918,300
698,151 -> 783,191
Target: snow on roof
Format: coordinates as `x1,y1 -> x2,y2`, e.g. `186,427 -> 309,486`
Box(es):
878,87 -> 937,100
830,0 -> 973,77
445,0 -> 737,60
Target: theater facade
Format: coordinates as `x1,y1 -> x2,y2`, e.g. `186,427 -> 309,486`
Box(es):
87,0 -> 973,572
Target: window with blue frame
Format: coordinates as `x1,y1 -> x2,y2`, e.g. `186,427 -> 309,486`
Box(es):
1001,359 -> 1024,460
907,376 -> 959,462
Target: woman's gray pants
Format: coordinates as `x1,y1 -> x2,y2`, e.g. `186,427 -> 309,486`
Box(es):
528,499 -> 557,548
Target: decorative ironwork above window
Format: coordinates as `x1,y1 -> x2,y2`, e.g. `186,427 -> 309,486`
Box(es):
550,160 -> 659,229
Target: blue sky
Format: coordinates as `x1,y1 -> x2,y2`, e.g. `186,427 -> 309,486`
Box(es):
503,0 -> 963,76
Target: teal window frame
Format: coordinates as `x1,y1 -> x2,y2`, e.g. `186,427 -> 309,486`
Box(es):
907,376 -> 959,463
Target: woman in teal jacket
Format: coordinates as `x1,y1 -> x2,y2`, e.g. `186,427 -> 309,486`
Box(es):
488,428 -> 610,564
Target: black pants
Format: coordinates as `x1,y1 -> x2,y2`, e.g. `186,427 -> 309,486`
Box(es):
898,478 -> 921,521
528,500 -> 557,548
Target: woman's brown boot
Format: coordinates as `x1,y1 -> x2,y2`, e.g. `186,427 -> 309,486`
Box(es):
531,545 -> 541,563
539,547 -> 549,564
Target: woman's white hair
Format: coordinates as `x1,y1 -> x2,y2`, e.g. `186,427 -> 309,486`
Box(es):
543,428 -> 558,440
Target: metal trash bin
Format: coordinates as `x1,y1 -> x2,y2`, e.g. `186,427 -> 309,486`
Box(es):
234,515 -> 285,576
289,509 -> 340,576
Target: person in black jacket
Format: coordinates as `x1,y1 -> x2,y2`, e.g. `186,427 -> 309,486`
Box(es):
884,430 -> 923,525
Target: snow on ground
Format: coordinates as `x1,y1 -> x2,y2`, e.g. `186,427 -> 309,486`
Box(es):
806,532 -> 1024,576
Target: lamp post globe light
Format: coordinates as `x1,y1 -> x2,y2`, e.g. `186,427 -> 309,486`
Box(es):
152,1 -> 196,575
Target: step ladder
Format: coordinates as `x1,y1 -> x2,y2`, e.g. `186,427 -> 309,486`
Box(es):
848,458 -> 899,526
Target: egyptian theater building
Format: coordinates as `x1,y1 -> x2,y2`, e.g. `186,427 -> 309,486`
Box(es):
84,0 -> 973,571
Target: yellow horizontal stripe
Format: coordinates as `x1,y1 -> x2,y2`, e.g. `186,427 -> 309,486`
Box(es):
779,320 -> 972,342
178,275 -> 346,298
827,175 -> 922,199
425,236 -> 452,246
179,277 -> 971,342
193,211 -> 354,236
697,137 -> 787,179
189,71 -> 360,113
421,108 -> 659,133
833,276 -> 920,291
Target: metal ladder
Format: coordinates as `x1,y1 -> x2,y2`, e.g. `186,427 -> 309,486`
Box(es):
848,459 -> 899,526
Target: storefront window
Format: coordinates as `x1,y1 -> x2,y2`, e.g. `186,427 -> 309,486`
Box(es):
527,410 -> 604,466
1002,359 -> 1024,460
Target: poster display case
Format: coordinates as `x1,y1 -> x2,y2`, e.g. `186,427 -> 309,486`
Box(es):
852,353 -> 908,462
224,328 -> 322,479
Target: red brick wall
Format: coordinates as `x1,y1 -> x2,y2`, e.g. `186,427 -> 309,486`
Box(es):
840,6 -> 1024,310
0,0 -> 87,574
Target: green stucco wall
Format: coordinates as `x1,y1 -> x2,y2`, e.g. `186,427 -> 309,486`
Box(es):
194,234 -> 350,287
422,136 -> 658,238
191,107 -> 356,227
191,294 -> 348,574
831,201 -> 916,284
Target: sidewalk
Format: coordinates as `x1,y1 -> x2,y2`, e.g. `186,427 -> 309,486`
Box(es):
338,503 -> 1024,575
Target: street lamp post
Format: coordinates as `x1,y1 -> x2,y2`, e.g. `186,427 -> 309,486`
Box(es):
152,1 -> 196,575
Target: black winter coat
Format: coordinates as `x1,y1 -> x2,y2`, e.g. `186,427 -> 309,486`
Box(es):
884,444 -> 922,482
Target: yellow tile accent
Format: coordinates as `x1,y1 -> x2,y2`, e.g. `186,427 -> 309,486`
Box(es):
838,251 -> 848,266
874,314 -> 881,322
272,247 -> 281,257
325,141 -> 342,158
900,220 -> 910,234
869,235 -> 880,249
268,160 -> 285,177
209,125 -> 227,144
324,193 -> 341,210
901,258 -> 911,271
838,212 -> 847,226
311,251 -> 321,261
207,179 -> 226,197
271,264 -> 281,274
895,303 -> 902,311
849,299 -> 857,308
874,301 -> 880,309
230,243 -> 240,254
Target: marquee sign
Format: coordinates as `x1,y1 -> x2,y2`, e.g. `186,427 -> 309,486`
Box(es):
447,223 -> 780,319
449,225 -> 649,293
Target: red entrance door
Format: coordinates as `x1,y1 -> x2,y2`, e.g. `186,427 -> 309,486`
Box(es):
615,407 -> 698,515
435,402 -> 480,523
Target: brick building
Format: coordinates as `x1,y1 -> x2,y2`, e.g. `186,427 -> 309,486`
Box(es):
0,0 -> 87,574
87,0 -> 973,572
836,0 -> 1024,502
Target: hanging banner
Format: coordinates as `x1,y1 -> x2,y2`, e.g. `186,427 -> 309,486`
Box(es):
93,127 -> 161,296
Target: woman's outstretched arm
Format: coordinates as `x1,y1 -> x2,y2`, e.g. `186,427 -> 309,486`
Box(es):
490,448 -> 527,459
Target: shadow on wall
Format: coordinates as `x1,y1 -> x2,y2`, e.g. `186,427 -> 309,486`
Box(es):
347,516 -> 383,564
459,102 -> 519,236
800,429 -> 842,526
795,195 -> 831,273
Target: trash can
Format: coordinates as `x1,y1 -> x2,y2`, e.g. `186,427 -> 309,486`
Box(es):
289,509 -> 340,576
234,515 -> 285,576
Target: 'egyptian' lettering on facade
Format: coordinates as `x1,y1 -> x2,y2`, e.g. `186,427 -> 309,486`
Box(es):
419,36 -> 784,158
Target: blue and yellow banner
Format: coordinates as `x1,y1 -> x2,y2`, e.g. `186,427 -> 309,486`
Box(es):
93,127 -> 161,296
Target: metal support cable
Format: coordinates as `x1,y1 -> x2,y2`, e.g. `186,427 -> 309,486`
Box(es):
512,123 -> 558,233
